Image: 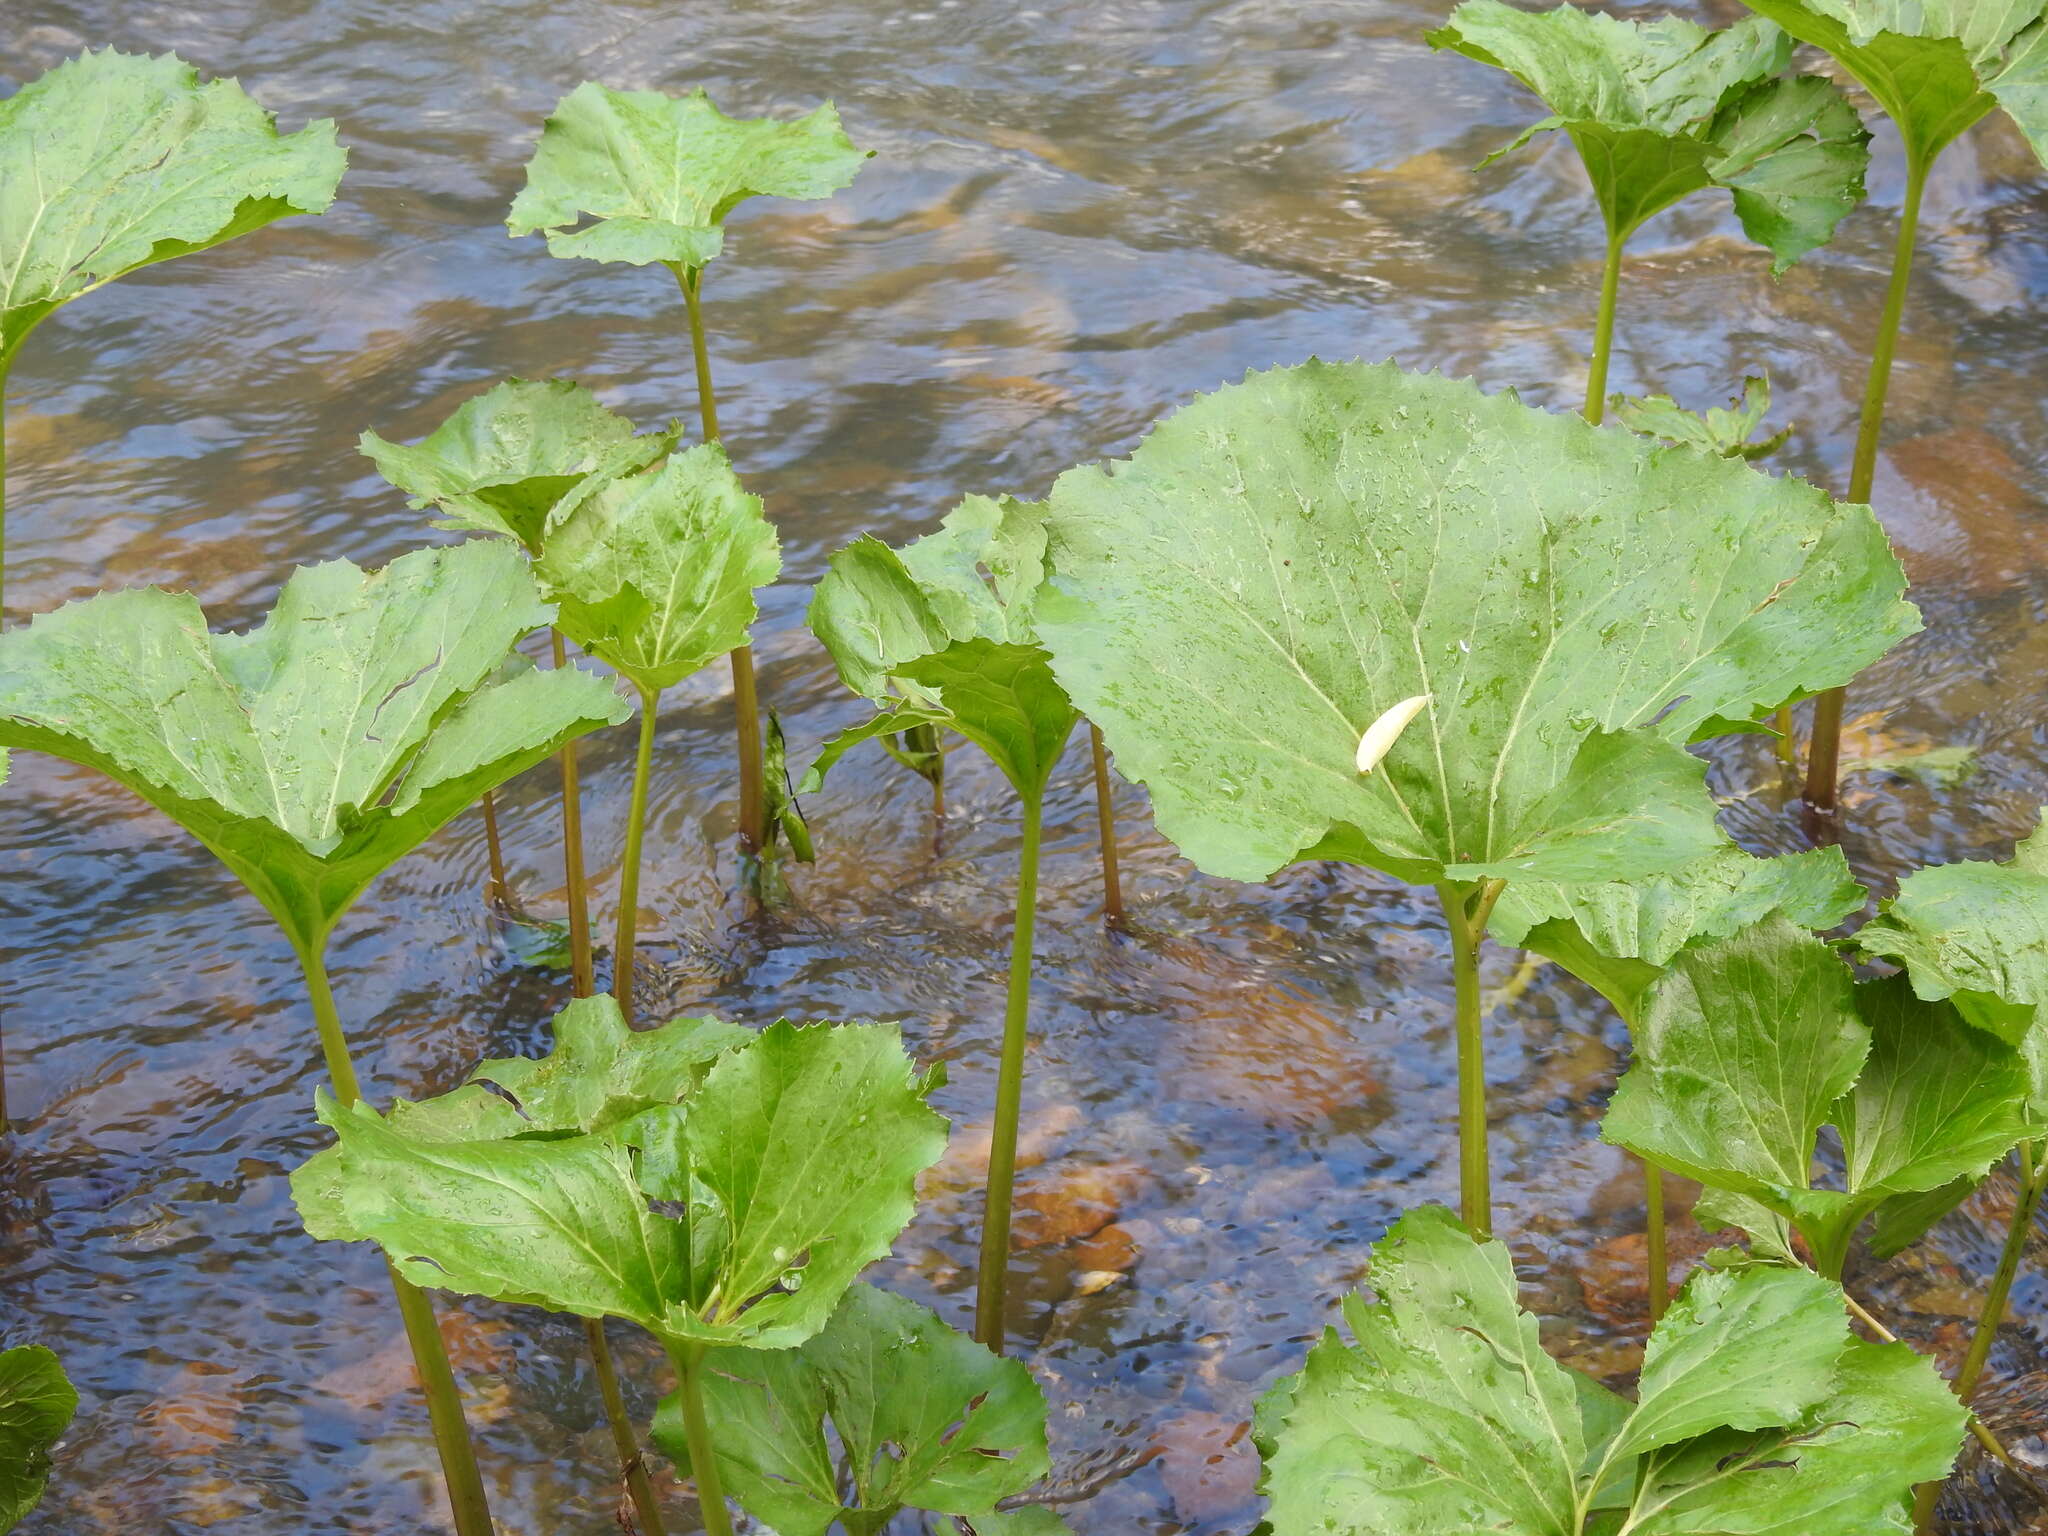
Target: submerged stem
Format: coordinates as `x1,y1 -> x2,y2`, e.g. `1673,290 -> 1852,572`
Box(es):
1436,880 -> 1505,1238
664,1340 -> 735,1536
585,1315 -> 668,1534
974,788 -> 1046,1351
294,947 -> 492,1536
1088,723 -> 1125,928
613,683 -> 661,1026
1805,157 -> 1929,815
675,263 -> 766,856
1584,233 -> 1624,424
478,788 -> 509,902
552,629 -> 597,997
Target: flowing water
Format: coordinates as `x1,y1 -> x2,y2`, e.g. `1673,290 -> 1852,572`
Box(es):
6,0 -> 2048,1529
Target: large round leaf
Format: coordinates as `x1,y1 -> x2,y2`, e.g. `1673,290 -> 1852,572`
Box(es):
1033,361 -> 1918,887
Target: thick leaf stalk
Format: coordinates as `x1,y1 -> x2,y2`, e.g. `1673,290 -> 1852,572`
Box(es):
1440,881 -> 1506,1236
1806,160 -> 1928,813
667,1342 -> 736,1536
614,685 -> 662,1025
677,264 -> 768,855
976,789 -> 1047,1350
1088,722 -> 1125,926
1584,234 -> 1624,423
552,630 -> 598,997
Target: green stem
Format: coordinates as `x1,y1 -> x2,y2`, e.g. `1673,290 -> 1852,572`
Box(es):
1088,723 -> 1125,928
1,366 -> 9,1128
584,1315 -> 668,1535
1805,156 -> 1929,814
1643,1157 -> 1669,1324
551,629 -> 597,998
974,788 -> 1046,1350
613,683 -> 661,1026
478,789 -> 508,903
663,1340 -> 735,1536
674,263 -> 766,855
1957,1141 -> 2047,1404
1437,880 -> 1506,1239
1584,233 -> 1624,424
294,947 -> 493,1536
1771,705 -> 1798,773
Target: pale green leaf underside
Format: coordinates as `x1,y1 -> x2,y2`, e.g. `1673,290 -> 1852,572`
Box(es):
807,496 -> 1078,797
1031,360 -> 1917,887
507,83 -> 869,267
536,442 -> 781,694
0,49 -> 345,365
1740,0 -> 2048,165
1490,844 -> 1861,1021
1428,4 -> 1868,261
360,377 -> 680,551
292,1020 -> 947,1350
652,1283 -> 1052,1536
0,1345 -> 77,1532
0,541 -> 628,948
1257,1206 -> 1957,1536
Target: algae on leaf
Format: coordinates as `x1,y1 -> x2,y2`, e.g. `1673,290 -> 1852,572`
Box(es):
0,540 -> 627,955
507,83 -> 870,268
1032,361 -> 1917,890
1257,1206 -> 1963,1536
1428,3 -> 1868,268
0,49 -> 345,367
0,1345 -> 75,1534
360,378 -> 681,552
652,1283 -> 1055,1536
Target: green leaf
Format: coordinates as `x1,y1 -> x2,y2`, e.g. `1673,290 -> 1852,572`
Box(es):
360,378 -> 681,552
1604,917 -> 1868,1197
1031,361 -> 1917,888
652,1283 -> 1053,1536
534,442 -> 780,696
959,1512 -> 1076,1536
1854,811 -> 2048,1052
507,83 -> 870,268
292,1020 -> 947,1350
1625,1339 -> 1962,1534
1490,845 -> 1863,1021
762,709 -> 816,863
0,542 -> 628,954
808,497 -> 1079,799
1427,5 -> 1868,263
0,1345 -> 76,1533
1739,0 -> 2048,166
1612,374 -> 1791,461
1258,1206 -> 1953,1536
0,49 -> 346,367
1605,919 -> 2040,1265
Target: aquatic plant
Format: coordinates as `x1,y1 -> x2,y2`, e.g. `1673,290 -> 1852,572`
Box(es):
1428,4 -> 1868,420
0,540 -> 627,1536
1613,373 -> 1791,461
533,443 -> 781,1018
509,82 -> 870,855
1257,1205 -> 1965,1534
0,1344 -> 74,1533
806,493 -> 1079,1348
1030,359 -> 1916,1236
1732,0 -> 2048,808
291,1008 -> 1017,1536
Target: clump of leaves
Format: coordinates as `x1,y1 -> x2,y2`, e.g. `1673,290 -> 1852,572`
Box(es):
1612,374 -> 1792,461
1257,1205 -> 1964,1535
1604,915 -> 2045,1278
533,442 -> 781,1015
1029,359 -> 1916,1234
1431,5 -> 1868,272
654,1282 -> 1062,1536
0,541 -> 625,966
0,1345 -> 75,1533
807,492 -> 1078,1348
294,1008 -> 963,1536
